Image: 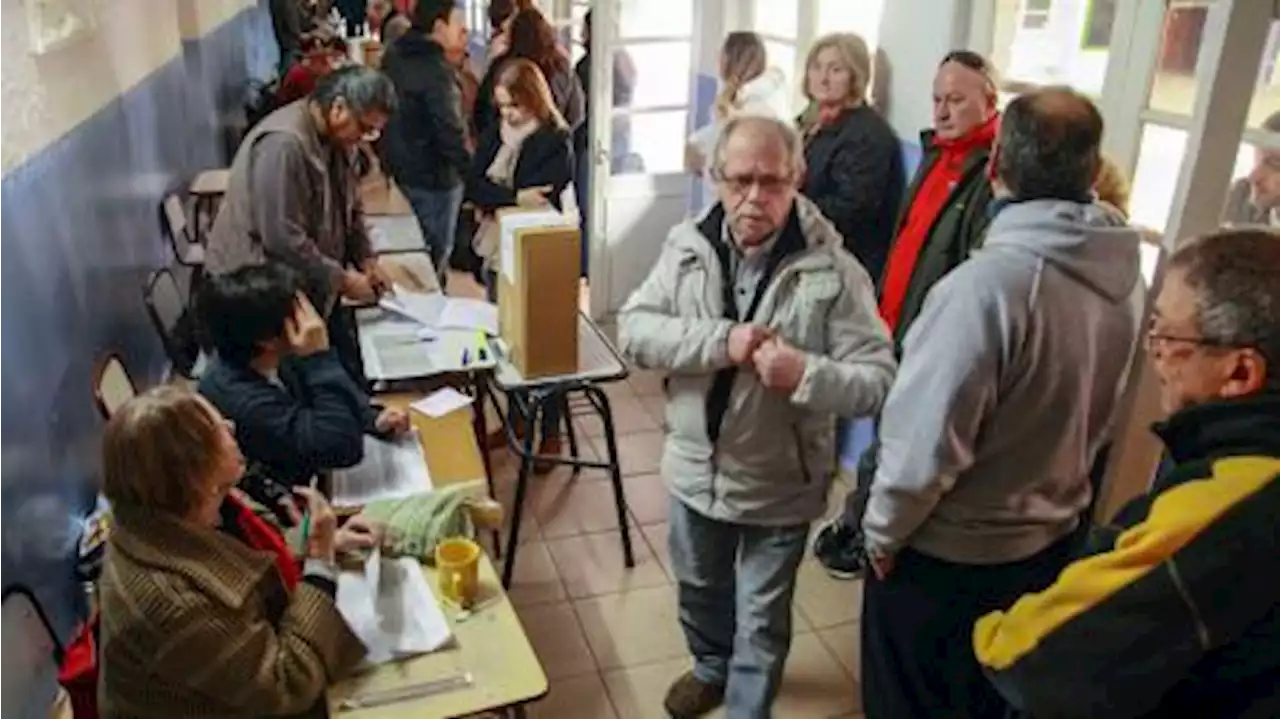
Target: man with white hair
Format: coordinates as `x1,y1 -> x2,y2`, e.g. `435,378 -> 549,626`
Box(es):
619,115 -> 895,718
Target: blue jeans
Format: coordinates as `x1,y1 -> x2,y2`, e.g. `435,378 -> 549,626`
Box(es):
668,497 -> 809,717
402,184 -> 464,287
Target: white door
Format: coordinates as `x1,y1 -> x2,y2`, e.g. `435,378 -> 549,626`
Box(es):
585,0 -> 708,320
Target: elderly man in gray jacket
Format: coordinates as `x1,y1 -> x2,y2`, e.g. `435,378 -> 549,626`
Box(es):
620,115 -> 895,718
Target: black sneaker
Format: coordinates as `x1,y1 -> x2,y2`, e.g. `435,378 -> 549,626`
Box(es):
812,517 -> 868,580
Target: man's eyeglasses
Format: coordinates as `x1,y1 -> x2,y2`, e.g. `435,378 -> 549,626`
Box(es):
709,170 -> 793,195
1145,323 -> 1253,353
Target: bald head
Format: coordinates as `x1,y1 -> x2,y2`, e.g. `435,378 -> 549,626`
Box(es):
996,86 -> 1104,202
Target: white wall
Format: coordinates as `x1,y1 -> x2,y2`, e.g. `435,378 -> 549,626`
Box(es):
876,0 -> 975,140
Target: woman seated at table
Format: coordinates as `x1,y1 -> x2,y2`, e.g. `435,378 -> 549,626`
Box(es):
97,385 -> 373,716
467,57 -> 572,471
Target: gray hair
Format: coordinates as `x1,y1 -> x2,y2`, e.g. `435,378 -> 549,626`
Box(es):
1169,228 -> 1280,386
997,86 -> 1103,201
311,66 -> 398,116
710,115 -> 805,179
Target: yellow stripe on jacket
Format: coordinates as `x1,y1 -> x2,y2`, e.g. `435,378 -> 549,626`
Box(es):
973,456 -> 1280,672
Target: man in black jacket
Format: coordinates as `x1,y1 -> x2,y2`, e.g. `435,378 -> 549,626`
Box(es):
380,0 -> 472,287
197,264 -> 411,488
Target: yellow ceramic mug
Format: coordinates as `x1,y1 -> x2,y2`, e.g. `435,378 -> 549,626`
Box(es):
435,537 -> 481,609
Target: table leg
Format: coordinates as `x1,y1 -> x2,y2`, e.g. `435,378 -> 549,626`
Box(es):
509,704 -> 528,719
587,386 -> 635,569
501,395 -> 541,588
473,376 -> 502,559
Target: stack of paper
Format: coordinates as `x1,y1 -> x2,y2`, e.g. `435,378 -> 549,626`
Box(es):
331,433 -> 433,506
410,388 -> 475,418
337,549 -> 453,665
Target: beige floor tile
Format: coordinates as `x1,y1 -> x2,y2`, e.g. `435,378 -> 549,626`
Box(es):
489,472 -> 544,546
515,601 -> 599,680
574,392 -> 660,439
622,473 -> 670,527
524,473 -> 631,540
816,621 -> 861,682
626,369 -> 666,398
637,394 -> 667,426
773,633 -> 862,717
795,560 -> 864,630
613,430 -> 665,477
574,585 -> 688,671
602,657 -> 727,719
639,522 -> 673,579
547,529 -> 670,599
505,541 -> 567,608
526,672 -> 619,719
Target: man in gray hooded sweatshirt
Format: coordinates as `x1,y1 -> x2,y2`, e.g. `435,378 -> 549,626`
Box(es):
858,87 -> 1147,719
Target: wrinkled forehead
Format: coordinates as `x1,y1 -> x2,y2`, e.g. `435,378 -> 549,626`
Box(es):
1153,269 -> 1200,327
720,129 -> 792,176
934,61 -> 991,98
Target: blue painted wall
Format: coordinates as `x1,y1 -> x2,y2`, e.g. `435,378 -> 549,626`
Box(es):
0,4 -> 276,667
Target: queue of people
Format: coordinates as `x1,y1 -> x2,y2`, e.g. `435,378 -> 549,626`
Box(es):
86,2 -> 1279,717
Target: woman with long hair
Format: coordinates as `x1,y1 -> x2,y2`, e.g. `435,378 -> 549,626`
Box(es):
796,32 -> 903,279
474,7 -> 583,139
466,58 -> 574,470
685,32 -> 793,197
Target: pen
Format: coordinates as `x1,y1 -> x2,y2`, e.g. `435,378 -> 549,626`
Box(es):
299,475 -> 319,550
461,348 -> 471,366
476,330 -> 488,361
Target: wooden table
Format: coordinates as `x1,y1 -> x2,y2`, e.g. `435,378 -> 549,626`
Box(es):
328,401 -> 547,717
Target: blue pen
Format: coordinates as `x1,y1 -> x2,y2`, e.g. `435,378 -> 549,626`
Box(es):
461,348 -> 471,366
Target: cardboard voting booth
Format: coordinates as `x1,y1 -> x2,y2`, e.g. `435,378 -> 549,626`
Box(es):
496,208 -> 580,379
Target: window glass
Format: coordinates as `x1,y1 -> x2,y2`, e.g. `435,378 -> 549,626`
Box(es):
618,42 -> 692,109
1128,123 -> 1256,231
754,0 -> 798,41
618,0 -> 693,39
613,110 -> 689,175
990,0 -> 1115,95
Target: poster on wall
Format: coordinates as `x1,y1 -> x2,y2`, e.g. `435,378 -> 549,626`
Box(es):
26,0 -> 98,56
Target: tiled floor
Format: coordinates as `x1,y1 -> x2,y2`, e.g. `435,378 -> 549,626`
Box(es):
474,354 -> 866,719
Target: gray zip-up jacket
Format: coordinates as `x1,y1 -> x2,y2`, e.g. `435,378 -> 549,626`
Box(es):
863,199 -> 1146,564
619,196 -> 896,526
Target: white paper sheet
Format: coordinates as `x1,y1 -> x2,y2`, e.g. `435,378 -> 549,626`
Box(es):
498,209 -> 569,283
331,433 -> 433,506
410,388 -> 475,418
437,298 -> 499,336
337,555 -> 452,665
379,285 -> 446,327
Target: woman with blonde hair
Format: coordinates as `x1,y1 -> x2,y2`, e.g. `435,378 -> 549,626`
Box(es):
1094,154 -> 1131,219
467,58 -> 573,469
797,32 -> 903,278
96,386 -> 371,717
685,31 -> 793,183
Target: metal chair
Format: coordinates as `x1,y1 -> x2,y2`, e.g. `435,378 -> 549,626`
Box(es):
143,267 -> 204,379
160,193 -> 206,269
91,353 -> 138,420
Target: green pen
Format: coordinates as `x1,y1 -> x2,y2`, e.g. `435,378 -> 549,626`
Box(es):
299,476 -> 319,552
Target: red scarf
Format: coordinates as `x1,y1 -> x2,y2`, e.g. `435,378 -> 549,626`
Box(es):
227,494 -> 301,590
878,114 -> 999,332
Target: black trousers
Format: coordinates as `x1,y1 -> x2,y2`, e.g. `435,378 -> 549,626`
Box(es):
861,536 -> 1079,719
326,303 -> 367,389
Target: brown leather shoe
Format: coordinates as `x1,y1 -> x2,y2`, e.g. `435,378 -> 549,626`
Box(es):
532,435 -> 563,475
662,670 -> 724,719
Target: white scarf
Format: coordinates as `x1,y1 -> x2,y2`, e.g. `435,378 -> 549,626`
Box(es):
474,119 -> 542,263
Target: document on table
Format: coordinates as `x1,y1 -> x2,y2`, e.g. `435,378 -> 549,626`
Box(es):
331,433 -> 433,506
410,387 -> 475,418
337,552 -> 452,665
379,286 -> 499,336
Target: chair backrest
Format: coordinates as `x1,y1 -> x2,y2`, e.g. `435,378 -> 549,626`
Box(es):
91,353 -> 137,421
143,267 -> 199,376
1,585 -> 64,719
161,194 -> 193,250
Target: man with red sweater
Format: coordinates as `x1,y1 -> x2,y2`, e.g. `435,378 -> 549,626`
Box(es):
813,49 -> 999,578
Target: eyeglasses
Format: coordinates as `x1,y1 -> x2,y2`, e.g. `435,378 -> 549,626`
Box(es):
1144,323 -> 1253,353
709,170 -> 793,195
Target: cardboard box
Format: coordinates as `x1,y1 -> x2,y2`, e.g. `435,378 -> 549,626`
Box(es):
496,208 -> 580,379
